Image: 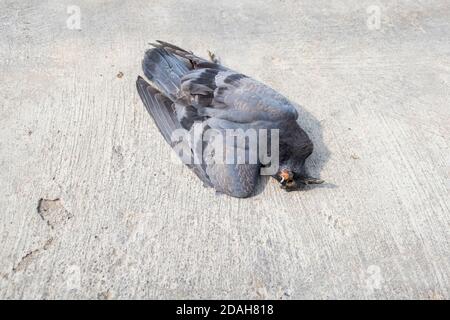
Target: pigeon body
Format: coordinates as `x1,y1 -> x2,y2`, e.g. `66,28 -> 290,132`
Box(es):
136,41 -> 322,198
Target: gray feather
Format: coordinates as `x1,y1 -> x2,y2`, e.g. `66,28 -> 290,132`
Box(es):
136,76 -> 212,187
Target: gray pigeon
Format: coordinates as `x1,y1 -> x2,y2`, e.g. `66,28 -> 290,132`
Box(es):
136,41 -> 323,198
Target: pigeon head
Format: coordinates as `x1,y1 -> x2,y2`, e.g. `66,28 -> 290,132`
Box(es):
274,167 -> 324,191
272,122 -> 324,191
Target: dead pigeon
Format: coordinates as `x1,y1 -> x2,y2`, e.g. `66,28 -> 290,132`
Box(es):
136,40 -> 323,198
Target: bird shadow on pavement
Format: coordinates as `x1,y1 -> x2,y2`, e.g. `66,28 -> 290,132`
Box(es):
294,102 -> 335,190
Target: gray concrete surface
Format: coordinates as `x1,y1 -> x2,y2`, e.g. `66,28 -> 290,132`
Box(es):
0,0 -> 449,299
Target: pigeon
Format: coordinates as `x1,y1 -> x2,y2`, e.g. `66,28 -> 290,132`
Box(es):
136,41 -> 323,198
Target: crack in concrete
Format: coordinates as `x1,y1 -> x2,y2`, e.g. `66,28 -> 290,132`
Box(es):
12,238 -> 54,273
